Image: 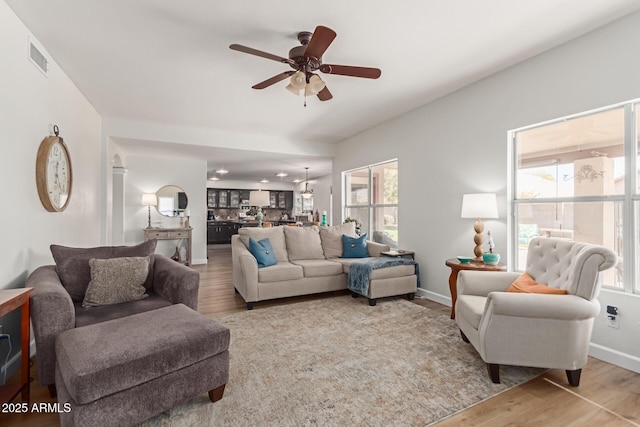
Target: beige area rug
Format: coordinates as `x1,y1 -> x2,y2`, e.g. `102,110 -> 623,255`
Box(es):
140,296 -> 544,426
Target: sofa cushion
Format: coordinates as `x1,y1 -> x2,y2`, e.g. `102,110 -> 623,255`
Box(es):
51,241 -> 157,303
75,293 -> 172,328
342,234 -> 369,258
238,227 -> 288,262
248,238 -> 277,268
319,222 -> 358,259
283,225 -> 325,261
290,259 -> 344,278
257,262 -> 304,283
82,256 -> 150,308
456,295 -> 487,329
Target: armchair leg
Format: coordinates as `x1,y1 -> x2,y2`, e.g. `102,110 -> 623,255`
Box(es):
368,298 -> 377,306
246,302 -> 254,310
566,369 -> 582,386
460,330 -> 470,343
487,363 -> 500,384
407,293 -> 415,300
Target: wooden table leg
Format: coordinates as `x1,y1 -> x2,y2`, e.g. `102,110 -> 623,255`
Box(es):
449,269 -> 458,319
21,296 -> 30,404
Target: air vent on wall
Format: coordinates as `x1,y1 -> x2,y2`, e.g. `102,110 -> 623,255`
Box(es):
29,38 -> 48,77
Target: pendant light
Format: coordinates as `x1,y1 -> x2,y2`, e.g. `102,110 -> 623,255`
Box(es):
301,167 -> 314,199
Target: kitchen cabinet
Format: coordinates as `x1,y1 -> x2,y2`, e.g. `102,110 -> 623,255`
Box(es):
207,189 -> 218,208
229,190 -> 240,208
218,190 -> 229,208
207,222 -> 239,244
268,191 -> 293,209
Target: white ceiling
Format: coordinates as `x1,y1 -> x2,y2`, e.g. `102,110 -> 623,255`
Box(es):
7,0 -> 640,182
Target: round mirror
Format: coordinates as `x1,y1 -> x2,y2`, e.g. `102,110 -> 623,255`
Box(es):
155,185 -> 188,217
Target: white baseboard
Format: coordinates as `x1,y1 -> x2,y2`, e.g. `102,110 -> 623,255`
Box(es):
589,343 -> 640,374
191,258 -> 208,265
416,288 -> 452,307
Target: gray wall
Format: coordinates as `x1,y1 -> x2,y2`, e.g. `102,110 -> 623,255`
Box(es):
334,11 -> 640,372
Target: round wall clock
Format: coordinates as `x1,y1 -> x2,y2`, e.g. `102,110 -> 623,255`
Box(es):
36,125 -> 73,212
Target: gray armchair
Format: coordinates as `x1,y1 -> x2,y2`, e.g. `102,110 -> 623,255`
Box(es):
27,241 -> 200,396
455,237 -> 617,386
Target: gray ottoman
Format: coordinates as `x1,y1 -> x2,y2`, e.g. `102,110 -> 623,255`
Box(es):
55,304 -> 230,427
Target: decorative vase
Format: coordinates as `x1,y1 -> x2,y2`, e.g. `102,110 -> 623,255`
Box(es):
482,252 -> 500,265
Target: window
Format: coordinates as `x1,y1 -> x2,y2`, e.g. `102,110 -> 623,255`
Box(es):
510,102 -> 640,293
343,160 -> 399,248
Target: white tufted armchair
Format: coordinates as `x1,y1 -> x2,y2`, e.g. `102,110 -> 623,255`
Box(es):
455,237 -> 617,386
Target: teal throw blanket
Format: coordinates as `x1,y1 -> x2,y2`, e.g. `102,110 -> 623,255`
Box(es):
348,257 -> 420,296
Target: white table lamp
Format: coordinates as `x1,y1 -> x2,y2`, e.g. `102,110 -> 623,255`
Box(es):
460,193 -> 498,261
141,193 -> 158,228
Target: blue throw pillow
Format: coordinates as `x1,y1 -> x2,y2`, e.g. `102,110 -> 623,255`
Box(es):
248,237 -> 277,268
342,233 -> 369,258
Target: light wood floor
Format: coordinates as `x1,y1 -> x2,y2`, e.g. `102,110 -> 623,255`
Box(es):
6,244 -> 640,426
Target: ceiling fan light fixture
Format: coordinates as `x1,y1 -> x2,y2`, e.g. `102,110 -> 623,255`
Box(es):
290,71 -> 306,90
286,83 -> 301,95
308,74 -> 325,94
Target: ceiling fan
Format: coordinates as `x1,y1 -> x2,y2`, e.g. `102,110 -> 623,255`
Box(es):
229,25 -> 381,103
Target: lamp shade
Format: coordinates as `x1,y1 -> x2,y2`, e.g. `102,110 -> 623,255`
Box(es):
460,193 -> 498,219
249,190 -> 270,207
141,193 -> 157,206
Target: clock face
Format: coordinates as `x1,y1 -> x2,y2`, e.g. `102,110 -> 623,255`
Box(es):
36,135 -> 73,212
46,141 -> 71,209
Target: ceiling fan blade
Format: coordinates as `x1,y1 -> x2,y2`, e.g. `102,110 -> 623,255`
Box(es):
229,44 -> 292,64
320,64 -> 381,79
252,71 -> 295,89
304,26 -> 337,59
317,86 -> 333,101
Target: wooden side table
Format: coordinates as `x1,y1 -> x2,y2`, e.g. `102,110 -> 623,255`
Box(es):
445,259 -> 505,319
0,288 -> 32,404
381,250 -> 415,260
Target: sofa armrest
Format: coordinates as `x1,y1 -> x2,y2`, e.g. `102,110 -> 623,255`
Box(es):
458,270 -> 521,296
231,235 -> 259,303
152,255 -> 200,310
366,241 -> 390,257
28,265 -> 75,387
484,292 -> 600,320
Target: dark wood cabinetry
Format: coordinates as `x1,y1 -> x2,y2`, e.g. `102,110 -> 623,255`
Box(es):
268,191 -> 293,209
207,222 -> 239,244
208,188 -> 293,210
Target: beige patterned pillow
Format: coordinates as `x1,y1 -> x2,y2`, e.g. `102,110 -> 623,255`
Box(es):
82,256 -> 150,308
283,226 -> 325,261
319,222 -> 357,258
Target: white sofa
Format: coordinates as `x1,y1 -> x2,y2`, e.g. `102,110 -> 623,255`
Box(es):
231,223 -> 418,309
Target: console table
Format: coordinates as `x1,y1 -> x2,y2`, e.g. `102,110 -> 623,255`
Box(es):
144,227 -> 192,266
445,258 -> 505,319
0,288 -> 32,404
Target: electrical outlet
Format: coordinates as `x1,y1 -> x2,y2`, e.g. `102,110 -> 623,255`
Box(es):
606,314 -> 619,329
